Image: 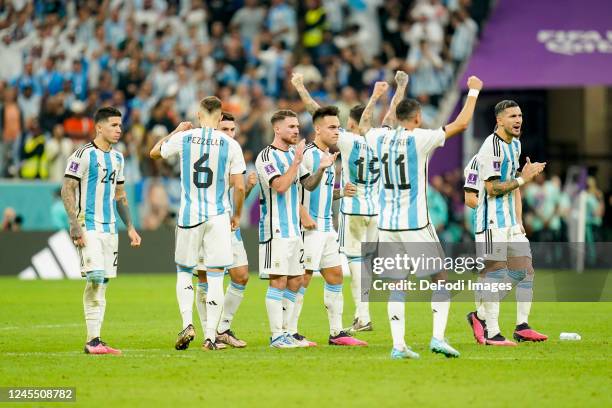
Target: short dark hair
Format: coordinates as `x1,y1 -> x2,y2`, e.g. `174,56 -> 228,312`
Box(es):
94,106 -> 122,124
221,111 -> 235,122
396,99 -> 421,121
494,100 -> 519,116
349,104 -> 365,123
270,110 -> 297,125
312,106 -> 339,123
200,96 -> 222,113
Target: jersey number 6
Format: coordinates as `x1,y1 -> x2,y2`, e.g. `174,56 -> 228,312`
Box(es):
193,154 -> 214,188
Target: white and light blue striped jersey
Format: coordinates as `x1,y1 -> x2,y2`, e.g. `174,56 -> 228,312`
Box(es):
463,154 -> 485,234
336,128 -> 379,216
64,141 -> 125,234
301,142 -> 336,232
255,145 -> 308,242
161,127 -> 246,228
476,134 -> 521,231
365,126 -> 446,230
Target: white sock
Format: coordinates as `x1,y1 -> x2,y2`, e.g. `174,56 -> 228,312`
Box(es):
475,276 -> 486,320
516,275 -> 533,325
205,271 -> 224,341
431,288 -> 451,340
324,283 -> 343,336
83,282 -> 103,341
282,289 -> 297,333
195,282 -> 208,338
482,269 -> 506,337
217,281 -> 246,333
288,286 -> 305,334
176,269 -> 194,329
388,290 -> 406,349
97,279 -> 108,337
266,287 -> 284,339
348,256 -> 371,323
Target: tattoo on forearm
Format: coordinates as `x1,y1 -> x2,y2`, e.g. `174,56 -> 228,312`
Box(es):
302,168 -> 325,191
61,179 -> 79,225
490,179 -> 519,196
116,196 -> 133,229
333,189 -> 342,200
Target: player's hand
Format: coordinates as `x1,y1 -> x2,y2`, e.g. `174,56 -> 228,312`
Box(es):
519,224 -> 526,234
521,157 -> 546,182
467,75 -> 483,90
247,172 -> 257,189
373,81 -> 389,97
395,71 -> 409,88
302,216 -> 317,230
175,121 -> 193,133
343,182 -> 357,197
291,72 -> 304,88
294,139 -> 306,165
319,152 -> 339,169
230,215 -> 240,231
70,222 -> 86,247
127,227 -> 141,247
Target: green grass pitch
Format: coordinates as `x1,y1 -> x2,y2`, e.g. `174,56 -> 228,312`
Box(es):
1,274 -> 610,407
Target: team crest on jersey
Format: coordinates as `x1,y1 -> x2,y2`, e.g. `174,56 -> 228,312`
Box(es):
69,161 -> 79,172
467,173 -> 478,184
493,161 -> 501,171
264,164 -> 276,175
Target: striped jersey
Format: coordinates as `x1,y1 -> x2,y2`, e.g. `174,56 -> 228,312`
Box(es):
365,126 -> 446,230
463,154 -> 484,234
255,145 -> 308,242
301,142 -> 335,232
64,141 -> 125,233
336,128 -> 379,216
161,127 -> 246,228
476,133 -> 521,232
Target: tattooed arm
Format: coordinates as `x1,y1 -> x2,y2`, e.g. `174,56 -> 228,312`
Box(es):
61,177 -> 85,247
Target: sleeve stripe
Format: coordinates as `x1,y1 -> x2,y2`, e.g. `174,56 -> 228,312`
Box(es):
64,174 -> 81,181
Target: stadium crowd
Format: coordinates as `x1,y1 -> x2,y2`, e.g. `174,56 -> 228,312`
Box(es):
0,0 -> 484,180
3,0 -> 606,241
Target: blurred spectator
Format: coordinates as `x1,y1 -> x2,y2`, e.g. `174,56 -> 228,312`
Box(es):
63,100 -> 94,141
140,180 -> 171,230
18,117 -> 47,179
524,174 -> 570,242
449,8 -> 478,68
17,84 -> 41,120
585,176 -> 605,242
1,207 -> 23,231
45,124 -> 73,182
0,86 -> 23,176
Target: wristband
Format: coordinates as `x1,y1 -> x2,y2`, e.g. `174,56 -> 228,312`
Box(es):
516,177 -> 525,187
468,89 -> 479,97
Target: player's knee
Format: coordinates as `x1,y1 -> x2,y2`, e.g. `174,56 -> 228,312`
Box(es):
233,273 -> 249,286
86,270 -> 105,284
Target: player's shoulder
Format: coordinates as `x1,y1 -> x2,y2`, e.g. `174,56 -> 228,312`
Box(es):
478,133 -> 497,154
256,145 -> 273,163
72,142 -> 95,159
110,146 -> 124,160
464,154 -> 479,172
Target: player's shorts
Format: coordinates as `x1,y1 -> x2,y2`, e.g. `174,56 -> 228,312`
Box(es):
175,212 -> 232,270
475,224 -> 532,262
303,229 -> 341,271
78,230 -> 118,278
196,229 -> 248,271
259,236 -> 304,278
338,213 -> 378,257
378,224 -> 445,278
